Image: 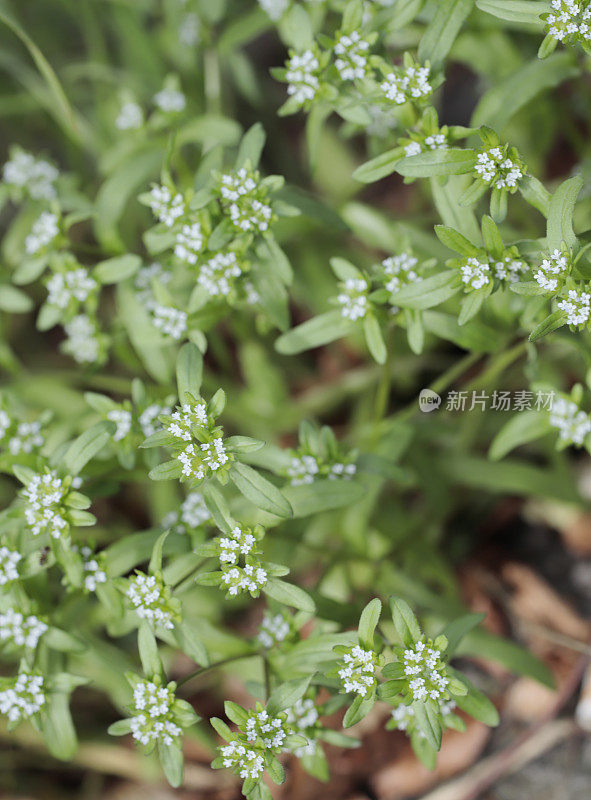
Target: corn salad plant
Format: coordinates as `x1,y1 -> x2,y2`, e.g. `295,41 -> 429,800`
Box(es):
0,0 -> 589,795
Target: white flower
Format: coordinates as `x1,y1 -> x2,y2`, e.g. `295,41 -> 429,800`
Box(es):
381,64 -> 432,105
107,408 -> 132,442
549,396 -> 591,446
219,526 -> 257,566
221,563 -> 268,596
474,147 -> 523,189
151,305 -> 187,340
22,470 -> 69,539
257,612 -> 290,648
557,288 -> 591,326
287,454 -> 319,486
546,1 -> 591,42
129,679 -> 182,746
180,492 -> 210,528
0,609 -> 48,650
285,698 -> 319,731
285,50 -> 320,105
258,0 -> 289,21
0,546 -> 21,586
220,740 -> 265,780
126,573 -> 175,630
174,223 -> 204,264
198,251 -> 243,297
166,403 -> 208,441
153,88 -> 186,113
116,102 -> 143,130
47,267 -> 97,309
244,708 -> 289,750
334,32 -> 370,81
179,13 -> 200,46
493,256 -> 527,283
25,212 -> 59,255
403,641 -> 449,701
337,644 -> 378,697
76,545 -> 107,592
533,249 -> 569,292
336,277 -> 369,321
218,168 -> 273,234
147,184 -> 185,227
460,257 -> 490,290
0,670 -> 46,723
0,410 -> 10,441
328,461 -> 357,479
134,262 -> 172,306
391,703 -> 414,731
3,149 -> 58,200
62,315 -> 100,364
404,141 -> 422,156
139,403 -> 172,438
8,421 -> 44,455
382,253 -> 420,294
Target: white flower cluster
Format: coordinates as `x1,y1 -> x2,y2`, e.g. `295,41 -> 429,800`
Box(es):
161,491 -> 211,533
151,305 -> 187,340
116,101 -> 143,131
338,644 -> 378,697
285,50 -> 320,105
493,256 -> 527,283
179,13 -> 200,47
391,699 -> 456,735
174,222 -> 204,264
198,252 -> 242,297
287,454 -> 319,485
3,149 -> 58,200
47,267 -> 97,309
62,315 -> 100,364
403,640 -> 449,701
139,403 -> 172,438
7,421 -> 44,455
545,0 -> 591,42
220,740 -> 265,780
25,212 -> 59,255
107,408 -> 132,442
404,132 -> 446,157
0,410 -> 9,440
557,288 -> 591,326
337,277 -> 369,321
245,709 -> 288,750
334,32 -> 370,81
381,64 -> 432,105
134,262 -> 171,305
22,471 -> 68,539
382,253 -> 420,294
167,403 -> 208,441
178,438 -> 229,480
126,573 -> 175,630
221,563 -> 268,596
76,546 -> 107,592
219,526 -> 256,566
153,88 -> 186,113
130,679 -> 182,746
475,147 -> 523,189
533,249 -> 569,292
0,671 -> 45,723
285,698 -> 319,731
257,612 -> 290,648
258,0 -> 289,21
218,168 -> 273,234
460,257 -> 490,290
147,184 -> 185,227
549,397 -> 591,446
0,609 -> 48,650
0,546 -> 21,585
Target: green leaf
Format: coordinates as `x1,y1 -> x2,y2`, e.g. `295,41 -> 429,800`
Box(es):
430,176 -> 481,242
159,741 -> 184,788
475,0 -> 547,24
451,672 -> 500,725
0,284 -> 32,313
40,693 -> 78,760
176,342 -> 203,404
236,122 -> 266,168
275,311 -> 355,355
343,693 -> 375,728
547,174 -> 583,252
472,54 -> 579,130
358,598 -> 381,650
519,175 -> 551,217
108,718 -> 132,736
174,619 -> 209,667
263,578 -> 315,612
458,285 -> 489,326
63,421 -> 114,475
267,677 -> 311,716
481,215 -> 504,257
412,702 -> 442,750
439,613 -> 485,655
389,597 -> 421,646
353,148 -> 402,183
435,225 -> 480,256
278,4 -> 314,49
418,0 -> 474,66
94,254 -> 141,285
149,530 -> 169,574
265,755 -> 285,785
489,410 -> 551,460
396,149 -> 476,178
148,460 -> 183,481
138,622 -> 162,676
282,480 -> 365,517
230,462 -> 292,517
363,315 -> 386,364
44,628 -> 85,653
389,270 -> 462,310
529,310 -> 566,342
423,311 -> 499,352
203,483 -> 235,533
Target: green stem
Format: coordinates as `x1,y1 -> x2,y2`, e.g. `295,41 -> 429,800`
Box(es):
177,652 -> 258,688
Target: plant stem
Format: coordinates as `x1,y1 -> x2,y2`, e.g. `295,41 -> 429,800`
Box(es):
177,652 -> 258,688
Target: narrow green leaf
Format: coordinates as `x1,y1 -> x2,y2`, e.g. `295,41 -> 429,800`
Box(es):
389,597 -> 421,646
63,421 -> 114,475
396,149 -> 476,178
547,174 -> 583,252
363,315 -> 386,364
358,598 -> 381,650
94,254 -> 141,285
263,578 -> 315,612
176,342 -> 203,403
275,311 -> 355,355
489,410 -> 551,460
230,461 -> 292,517
419,0 -> 474,66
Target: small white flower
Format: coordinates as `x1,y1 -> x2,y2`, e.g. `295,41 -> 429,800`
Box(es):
334,31 -> 370,81
180,492 -> 210,528
287,454 -> 320,486
22,470 -> 69,539
460,257 -> 490,290
533,249 -> 569,292
174,223 -> 204,264
153,88 -> 186,113
403,641 -> 449,701
493,256 -> 527,283
8,421 -> 44,455
336,277 -> 369,321
549,396 -> 591,446
243,708 -> 289,751
126,573 -> 175,630
75,545 -> 107,592
177,437 -> 229,480
0,546 -> 21,585
381,63 -> 432,105
220,739 -> 265,780
0,609 -> 48,650
147,184 -> 185,227
382,253 -> 420,294
218,168 -> 273,234
107,408 -> 132,442
3,149 -> 58,200
62,315 -> 100,364
151,305 -> 188,340
557,288 -> 591,326
285,50 -> 320,105
337,644 -> 378,697
474,148 -> 523,189
25,212 -> 59,255
219,526 -> 257,566
47,267 -> 97,309
258,0 -> 289,21
221,563 -> 268,597
198,251 -> 243,297
0,670 -> 46,723
129,679 -> 182,746
116,102 -> 143,130
179,13 -> 200,47
257,612 -> 290,648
